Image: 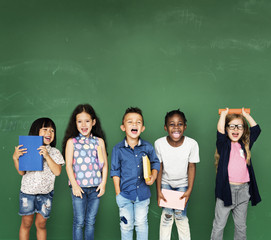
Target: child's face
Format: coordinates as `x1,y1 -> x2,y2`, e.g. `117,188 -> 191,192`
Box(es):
121,113 -> 145,141
76,112 -> 96,138
39,126 -> 55,145
165,114 -> 186,143
227,118 -> 244,142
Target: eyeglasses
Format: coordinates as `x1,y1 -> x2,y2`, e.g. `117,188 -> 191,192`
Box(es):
227,124 -> 244,130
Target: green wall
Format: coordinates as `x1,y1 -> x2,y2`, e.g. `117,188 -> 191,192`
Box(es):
1,0 -> 270,239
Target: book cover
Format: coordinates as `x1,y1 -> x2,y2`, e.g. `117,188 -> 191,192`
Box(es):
19,136 -> 43,171
159,189 -> 186,210
142,155 -> 151,182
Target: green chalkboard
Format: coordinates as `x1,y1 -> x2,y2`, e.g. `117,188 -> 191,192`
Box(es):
1,0 -> 270,239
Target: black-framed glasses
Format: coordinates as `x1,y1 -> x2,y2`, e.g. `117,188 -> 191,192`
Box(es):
227,124 -> 244,130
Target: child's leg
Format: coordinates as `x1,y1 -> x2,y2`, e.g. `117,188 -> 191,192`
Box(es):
71,188 -> 87,240
85,187 -> 100,240
210,198 -> 232,240
19,215 -> 34,240
232,183 -> 250,240
174,186 -> 190,240
174,209 -> 190,240
134,197 -> 150,240
35,213 -> 47,240
159,184 -> 175,240
116,194 -> 134,240
159,207 -> 174,240
19,192 -> 35,239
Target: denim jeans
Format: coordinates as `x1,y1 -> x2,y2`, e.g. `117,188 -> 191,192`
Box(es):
71,187 -> 100,240
116,194 -> 150,240
211,183 -> 250,240
160,184 -> 190,240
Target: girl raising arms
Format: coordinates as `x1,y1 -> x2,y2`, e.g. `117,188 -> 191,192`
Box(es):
211,108 -> 261,240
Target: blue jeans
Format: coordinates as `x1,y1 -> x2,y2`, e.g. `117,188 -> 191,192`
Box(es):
19,191 -> 54,219
71,187 -> 100,240
116,194 -> 150,240
160,184 -> 190,240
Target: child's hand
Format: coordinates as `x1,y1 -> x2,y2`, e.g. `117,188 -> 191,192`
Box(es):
145,175 -> 156,186
72,184 -> 84,199
145,169 -> 158,186
13,145 -> 27,160
180,189 -> 192,207
38,145 -> 50,159
157,191 -> 167,207
97,182 -> 106,197
242,107 -> 250,118
221,108 -> 229,116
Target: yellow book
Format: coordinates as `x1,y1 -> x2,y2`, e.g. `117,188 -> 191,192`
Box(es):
142,155 -> 151,182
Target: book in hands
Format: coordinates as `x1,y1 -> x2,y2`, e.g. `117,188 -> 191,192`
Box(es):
218,108 -> 250,115
142,155 -> 151,182
19,136 -> 43,171
159,189 -> 186,210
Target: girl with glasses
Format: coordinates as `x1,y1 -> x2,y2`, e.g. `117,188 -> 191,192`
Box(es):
210,108 -> 261,240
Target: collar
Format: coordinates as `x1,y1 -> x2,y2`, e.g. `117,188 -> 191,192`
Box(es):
79,133 -> 93,139
123,138 -> 142,148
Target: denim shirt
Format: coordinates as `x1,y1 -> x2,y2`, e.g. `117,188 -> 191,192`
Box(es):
215,124 -> 261,206
111,138 -> 160,201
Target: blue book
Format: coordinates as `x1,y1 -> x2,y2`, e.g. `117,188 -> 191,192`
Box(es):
19,136 -> 43,171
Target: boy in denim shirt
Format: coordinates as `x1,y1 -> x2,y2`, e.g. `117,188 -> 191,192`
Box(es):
111,107 -> 160,240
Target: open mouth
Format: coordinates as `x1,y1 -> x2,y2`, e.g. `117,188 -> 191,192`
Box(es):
131,128 -> 138,134
82,128 -> 88,133
172,132 -> 181,138
232,132 -> 239,138
44,136 -> 51,142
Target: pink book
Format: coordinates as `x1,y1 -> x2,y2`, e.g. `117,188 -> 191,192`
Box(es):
159,189 -> 186,210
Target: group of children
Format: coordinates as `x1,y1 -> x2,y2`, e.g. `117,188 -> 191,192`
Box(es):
12,104 -> 261,240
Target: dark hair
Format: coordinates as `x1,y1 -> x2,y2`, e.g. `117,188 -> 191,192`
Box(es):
29,118 -> 57,147
164,109 -> 187,126
62,104 -> 107,157
122,107 -> 144,124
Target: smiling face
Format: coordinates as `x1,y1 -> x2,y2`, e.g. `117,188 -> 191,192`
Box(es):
165,113 -> 187,147
121,112 -> 145,141
39,126 -> 55,145
227,118 -> 244,142
76,112 -> 96,138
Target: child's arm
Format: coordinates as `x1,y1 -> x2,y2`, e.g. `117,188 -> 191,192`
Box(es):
112,176 -> 121,195
217,108 -> 228,133
65,138 -> 84,198
146,146 -> 160,186
181,163 -> 196,206
38,146 -> 62,176
12,145 -> 26,176
242,107 -> 257,127
97,138 -> 108,197
156,163 -> 166,206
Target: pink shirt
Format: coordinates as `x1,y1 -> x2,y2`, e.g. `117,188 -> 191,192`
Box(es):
228,142 -> 250,183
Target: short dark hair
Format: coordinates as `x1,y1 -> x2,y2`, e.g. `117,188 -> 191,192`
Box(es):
28,118 -> 57,147
122,107 -> 144,124
164,109 -> 187,126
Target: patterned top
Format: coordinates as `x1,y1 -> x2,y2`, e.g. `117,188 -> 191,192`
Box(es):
20,145 -> 65,194
72,134 -> 103,187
